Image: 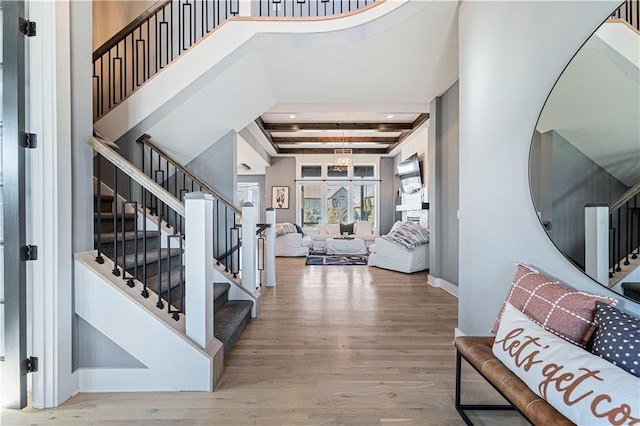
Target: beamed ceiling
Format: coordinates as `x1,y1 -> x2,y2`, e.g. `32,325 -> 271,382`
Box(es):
256,111 -> 430,155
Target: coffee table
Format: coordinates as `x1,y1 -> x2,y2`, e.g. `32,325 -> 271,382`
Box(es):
325,237 -> 367,255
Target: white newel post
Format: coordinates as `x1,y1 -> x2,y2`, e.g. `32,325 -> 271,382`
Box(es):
185,192 -> 214,348
265,208 -> 276,287
242,202 -> 258,291
585,204 -> 610,285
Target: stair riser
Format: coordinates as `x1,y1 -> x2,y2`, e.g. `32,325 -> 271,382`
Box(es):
214,291 -> 228,312
96,235 -> 160,257
123,254 -> 183,279
98,199 -> 113,214
96,217 -> 137,233
222,311 -> 250,357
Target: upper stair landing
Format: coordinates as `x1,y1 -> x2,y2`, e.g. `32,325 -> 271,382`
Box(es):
93,0 -> 455,165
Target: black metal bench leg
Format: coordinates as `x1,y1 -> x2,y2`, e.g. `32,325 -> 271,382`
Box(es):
454,349 -> 520,425
455,349 -> 475,425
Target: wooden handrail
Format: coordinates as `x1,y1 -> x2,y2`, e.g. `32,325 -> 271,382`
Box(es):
88,136 -> 186,218
93,0 -> 171,61
137,134 -> 241,215
610,182 -> 640,212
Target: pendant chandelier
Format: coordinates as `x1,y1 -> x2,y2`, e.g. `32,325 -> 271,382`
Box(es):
333,132 -> 352,170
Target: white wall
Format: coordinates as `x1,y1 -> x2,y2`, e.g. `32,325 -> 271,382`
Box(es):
458,0 -> 639,336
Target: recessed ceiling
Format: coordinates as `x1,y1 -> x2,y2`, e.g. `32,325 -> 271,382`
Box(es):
257,110 -> 429,155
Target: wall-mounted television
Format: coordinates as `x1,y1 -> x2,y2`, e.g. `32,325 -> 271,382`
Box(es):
397,153 -> 422,194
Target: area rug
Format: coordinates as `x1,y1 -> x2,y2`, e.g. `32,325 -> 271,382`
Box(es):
305,250 -> 369,266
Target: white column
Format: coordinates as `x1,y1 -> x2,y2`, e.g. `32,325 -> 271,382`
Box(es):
241,202 -> 258,291
185,192 -> 214,348
265,208 -> 276,287
585,204 -> 609,285
238,0 -> 252,17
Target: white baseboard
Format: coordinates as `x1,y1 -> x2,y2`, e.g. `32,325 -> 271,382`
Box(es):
427,274 -> 459,297
454,327 -> 466,337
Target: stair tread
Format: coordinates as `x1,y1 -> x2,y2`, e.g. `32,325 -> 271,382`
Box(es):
214,283 -> 231,301
214,300 -> 252,345
96,231 -> 160,243
119,247 -> 183,270
95,212 -> 136,218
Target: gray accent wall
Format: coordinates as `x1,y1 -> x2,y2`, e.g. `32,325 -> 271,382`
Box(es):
429,81 -> 459,286
265,157 -> 297,224
379,157 -> 395,235
185,130 -> 237,202
530,129 -> 627,269
77,317 -> 146,368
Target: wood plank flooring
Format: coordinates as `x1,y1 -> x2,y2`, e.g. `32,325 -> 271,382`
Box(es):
1,258 -> 526,425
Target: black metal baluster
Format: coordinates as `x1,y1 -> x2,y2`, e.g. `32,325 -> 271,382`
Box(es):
616,209 -> 622,272
215,200 -> 220,264
142,187 -> 150,298
95,154 -> 105,264
625,201 -> 631,266
157,197 -> 164,309
631,195 -> 640,259
258,232 -> 265,289
112,164 -> 120,276
225,207 -> 229,271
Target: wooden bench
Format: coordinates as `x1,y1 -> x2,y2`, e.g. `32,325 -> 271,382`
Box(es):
454,336 -> 574,425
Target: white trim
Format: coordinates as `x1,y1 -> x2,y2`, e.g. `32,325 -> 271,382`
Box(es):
27,0 -> 76,408
427,274 -> 459,298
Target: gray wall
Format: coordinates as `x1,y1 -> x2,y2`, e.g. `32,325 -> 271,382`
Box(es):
531,130 -> 628,269
265,157 -> 297,224
77,317 -> 146,368
185,131 -> 237,202
238,174 -> 266,223
429,81 -> 459,286
379,157 -> 395,235
458,0 -> 638,337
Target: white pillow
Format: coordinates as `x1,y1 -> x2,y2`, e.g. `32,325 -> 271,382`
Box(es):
354,220 -> 373,236
315,223 -> 327,235
493,303 -> 640,425
325,223 -> 340,235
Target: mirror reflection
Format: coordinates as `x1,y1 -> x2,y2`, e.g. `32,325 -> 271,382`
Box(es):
530,6 -> 640,301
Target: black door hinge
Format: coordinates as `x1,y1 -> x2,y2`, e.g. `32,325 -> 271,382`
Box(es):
19,18 -> 36,37
26,356 -> 39,373
20,245 -> 38,261
20,132 -> 37,149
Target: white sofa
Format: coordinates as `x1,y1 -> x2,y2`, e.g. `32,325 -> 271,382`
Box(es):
275,232 -> 313,257
304,221 -> 379,250
367,237 -> 429,273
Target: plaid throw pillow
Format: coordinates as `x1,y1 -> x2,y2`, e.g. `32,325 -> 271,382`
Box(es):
491,263 -> 617,347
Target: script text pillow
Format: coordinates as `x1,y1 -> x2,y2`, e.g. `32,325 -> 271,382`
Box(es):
491,263 -> 616,347
591,302 -> 640,377
493,304 -> 640,425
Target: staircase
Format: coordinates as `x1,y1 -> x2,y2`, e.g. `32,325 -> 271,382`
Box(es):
95,191 -> 253,357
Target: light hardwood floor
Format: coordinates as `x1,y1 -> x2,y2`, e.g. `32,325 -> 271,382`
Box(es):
1,258 -> 526,425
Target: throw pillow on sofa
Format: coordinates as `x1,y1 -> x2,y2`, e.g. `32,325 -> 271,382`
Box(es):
354,220 -> 373,236
325,223 -> 340,235
493,303 -> 640,426
340,222 -> 354,235
491,263 -> 617,347
591,301 -> 640,377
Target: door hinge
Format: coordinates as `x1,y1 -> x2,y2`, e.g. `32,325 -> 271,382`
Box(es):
20,245 -> 38,261
26,356 -> 39,373
19,18 -> 36,37
20,132 -> 37,149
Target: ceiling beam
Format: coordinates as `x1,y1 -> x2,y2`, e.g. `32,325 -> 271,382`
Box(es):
255,117 -> 280,154
386,113 -> 430,154
279,148 -> 388,155
272,136 -> 398,144
263,122 -> 414,132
